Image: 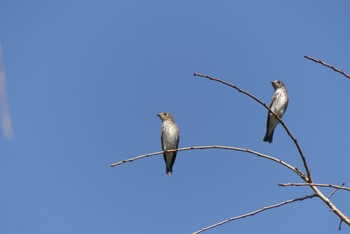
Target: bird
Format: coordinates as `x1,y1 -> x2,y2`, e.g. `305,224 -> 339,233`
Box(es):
157,112 -> 180,175
263,80 -> 288,143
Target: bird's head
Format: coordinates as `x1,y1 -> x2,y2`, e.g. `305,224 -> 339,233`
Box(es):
271,80 -> 285,90
157,112 -> 174,122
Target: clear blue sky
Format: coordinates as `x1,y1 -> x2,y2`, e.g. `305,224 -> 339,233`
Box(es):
1,1 -> 350,233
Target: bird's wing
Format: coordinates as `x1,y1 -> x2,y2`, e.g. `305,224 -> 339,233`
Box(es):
160,127 -> 165,151
175,131 -> 180,149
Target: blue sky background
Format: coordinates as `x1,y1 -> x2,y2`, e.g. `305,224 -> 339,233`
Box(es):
1,1 -> 350,233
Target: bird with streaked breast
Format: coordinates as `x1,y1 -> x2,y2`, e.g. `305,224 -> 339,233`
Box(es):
263,80 -> 288,143
157,112 -> 180,175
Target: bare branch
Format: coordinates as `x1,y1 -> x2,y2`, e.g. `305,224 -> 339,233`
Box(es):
193,72 -> 311,182
304,55 -> 350,79
193,194 -> 317,234
278,183 -> 350,192
111,145 -> 305,179
328,183 -> 345,199
111,150 -> 165,167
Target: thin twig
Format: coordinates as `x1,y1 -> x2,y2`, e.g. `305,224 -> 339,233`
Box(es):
339,220 -> 343,231
328,188 -> 339,199
193,194 -> 317,234
111,145 -> 305,179
193,72 -> 312,182
278,183 -> 350,192
328,183 -> 346,199
304,56 -> 350,79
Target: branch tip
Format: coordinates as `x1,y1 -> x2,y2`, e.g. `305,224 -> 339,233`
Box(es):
304,55 -> 350,79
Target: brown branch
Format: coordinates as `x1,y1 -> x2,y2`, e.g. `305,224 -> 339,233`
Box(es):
278,183 -> 350,192
304,55 -> 350,79
193,72 -> 312,182
193,194 -> 317,234
111,145 -> 305,179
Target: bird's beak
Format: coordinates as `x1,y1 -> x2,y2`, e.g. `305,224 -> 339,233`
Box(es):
157,113 -> 161,117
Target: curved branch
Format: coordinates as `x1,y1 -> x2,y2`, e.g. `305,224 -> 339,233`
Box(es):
304,56 -> 350,79
111,145 -> 306,180
193,72 -> 311,182
193,194 -> 317,234
279,183 -> 350,192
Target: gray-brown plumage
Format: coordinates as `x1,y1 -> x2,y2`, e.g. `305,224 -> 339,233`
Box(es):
263,80 -> 288,143
157,112 -> 180,175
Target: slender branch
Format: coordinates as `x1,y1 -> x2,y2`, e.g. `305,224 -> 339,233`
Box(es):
279,183 -> 350,192
193,72 -> 312,182
111,145 -> 306,179
111,150 -> 166,167
328,183 -> 345,199
304,55 -> 350,79
193,194 -> 317,234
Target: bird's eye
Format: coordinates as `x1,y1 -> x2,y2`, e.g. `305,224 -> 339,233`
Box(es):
164,113 -> 167,115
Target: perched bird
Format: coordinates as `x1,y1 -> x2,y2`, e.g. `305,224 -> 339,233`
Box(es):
263,80 -> 288,143
157,112 -> 180,175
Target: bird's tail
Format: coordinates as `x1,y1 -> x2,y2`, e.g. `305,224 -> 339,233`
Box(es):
166,168 -> 172,176
263,131 -> 274,143
164,152 -> 176,176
